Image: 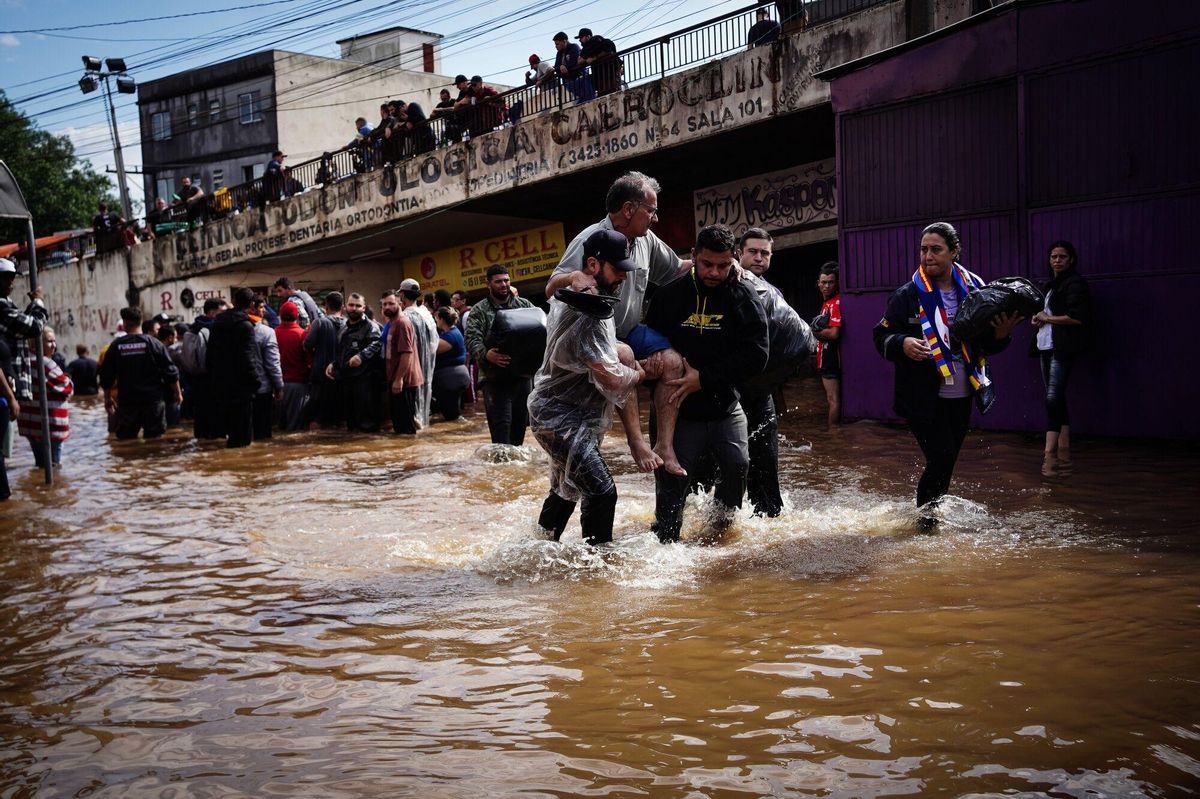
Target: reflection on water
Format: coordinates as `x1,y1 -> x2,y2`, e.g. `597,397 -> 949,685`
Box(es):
2,384 -> 1199,796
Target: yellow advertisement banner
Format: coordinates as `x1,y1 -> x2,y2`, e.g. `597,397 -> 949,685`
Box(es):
402,223 -> 566,295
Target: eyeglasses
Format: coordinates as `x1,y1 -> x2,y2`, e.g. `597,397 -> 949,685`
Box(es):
637,202 -> 659,218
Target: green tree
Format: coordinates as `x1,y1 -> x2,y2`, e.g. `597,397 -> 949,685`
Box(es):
0,90 -> 118,244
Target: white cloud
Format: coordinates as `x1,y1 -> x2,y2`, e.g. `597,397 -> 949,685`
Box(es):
0,33 -> 20,47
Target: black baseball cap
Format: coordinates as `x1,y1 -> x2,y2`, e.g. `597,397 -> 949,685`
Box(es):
553,31 -> 568,42
576,28 -> 592,38
470,75 -> 483,84
454,74 -> 468,83
584,229 -> 636,272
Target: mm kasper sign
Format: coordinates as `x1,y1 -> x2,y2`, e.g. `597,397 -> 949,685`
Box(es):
402,223 -> 565,294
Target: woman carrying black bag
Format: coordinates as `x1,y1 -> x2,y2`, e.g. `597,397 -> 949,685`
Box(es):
873,222 -> 1024,531
1030,240 -> 1092,477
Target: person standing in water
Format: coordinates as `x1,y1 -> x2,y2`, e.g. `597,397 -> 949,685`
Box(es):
872,222 -> 1022,530
529,229 -> 650,545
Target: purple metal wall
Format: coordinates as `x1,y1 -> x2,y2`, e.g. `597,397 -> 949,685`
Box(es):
831,0 -> 1200,440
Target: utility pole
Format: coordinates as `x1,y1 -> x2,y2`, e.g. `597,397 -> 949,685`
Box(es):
79,57 -> 137,220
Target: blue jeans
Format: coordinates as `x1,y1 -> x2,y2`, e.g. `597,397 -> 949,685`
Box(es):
1039,351 -> 1075,432
29,439 -> 62,468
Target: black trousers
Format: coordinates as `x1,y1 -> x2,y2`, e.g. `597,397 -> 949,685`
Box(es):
342,375 -> 378,433
742,389 -> 782,517
300,378 -> 343,428
483,375 -> 531,445
432,365 -> 469,421
115,399 -> 167,440
533,425 -> 618,545
908,396 -> 973,509
221,398 -> 254,449
252,392 -> 274,441
0,411 -> 10,501
653,411 -> 749,543
191,377 -> 224,439
389,387 -> 418,434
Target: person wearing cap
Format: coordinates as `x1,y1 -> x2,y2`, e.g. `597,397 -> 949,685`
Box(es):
398,279 -> 438,429
526,53 -> 554,87
465,264 -> 536,445
0,256 -> 48,408
577,28 -> 620,96
463,76 -> 504,136
546,170 -> 694,477
747,7 -> 781,48
274,301 -> 310,431
643,225 -> 770,544
529,230 -> 655,545
551,32 -> 593,104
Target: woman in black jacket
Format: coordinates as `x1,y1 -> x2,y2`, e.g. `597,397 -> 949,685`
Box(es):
873,222 -> 1023,530
1030,240 -> 1092,476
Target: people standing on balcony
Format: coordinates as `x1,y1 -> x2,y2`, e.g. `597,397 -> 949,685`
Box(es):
146,197 -> 170,232
545,171 -> 691,477
552,32 -> 594,104
92,202 -> 126,254
263,151 -> 286,202
463,76 -> 505,136
526,53 -> 554,87
404,103 -> 436,156
173,176 -> 206,226
776,0 -> 809,34
577,28 -> 620,97
350,117 -> 374,172
747,7 -> 781,47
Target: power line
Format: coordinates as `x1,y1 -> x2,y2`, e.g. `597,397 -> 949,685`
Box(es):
0,0 -> 307,34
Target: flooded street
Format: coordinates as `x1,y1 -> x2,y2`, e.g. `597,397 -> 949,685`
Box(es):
2,383 -> 1199,797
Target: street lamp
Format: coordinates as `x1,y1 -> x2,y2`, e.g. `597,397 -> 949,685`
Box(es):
79,55 -> 135,222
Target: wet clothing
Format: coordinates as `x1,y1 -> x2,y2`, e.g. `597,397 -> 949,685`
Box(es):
652,411 -> 750,544
436,327 -> 466,369
529,297 -> 640,544
645,269 -> 768,542
742,388 -> 782,517
465,292 -> 536,445
464,292 -> 536,385
644,270 -> 770,422
816,294 -> 842,377
1032,268 -> 1092,434
0,295 -> 48,401
432,326 -> 468,421
206,309 -> 259,448
384,313 -> 421,434
18,355 -> 72,443
404,305 -> 438,428
334,317 -> 381,433
99,332 -> 179,440
554,217 -> 681,339
66,356 -> 99,395
874,265 -> 1012,513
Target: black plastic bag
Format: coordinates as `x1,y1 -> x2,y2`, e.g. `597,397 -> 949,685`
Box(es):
951,277 -> 1043,345
486,306 -> 548,377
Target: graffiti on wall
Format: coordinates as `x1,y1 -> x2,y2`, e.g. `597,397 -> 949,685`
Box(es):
693,158 -> 837,239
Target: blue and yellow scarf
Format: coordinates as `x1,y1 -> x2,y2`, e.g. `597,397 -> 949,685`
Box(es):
912,263 -> 994,411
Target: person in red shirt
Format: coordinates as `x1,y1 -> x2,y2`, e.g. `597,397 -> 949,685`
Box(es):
813,262 -> 842,428
274,301 -> 311,431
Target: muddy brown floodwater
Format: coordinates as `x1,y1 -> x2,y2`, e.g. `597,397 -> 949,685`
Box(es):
1,382 -> 1199,798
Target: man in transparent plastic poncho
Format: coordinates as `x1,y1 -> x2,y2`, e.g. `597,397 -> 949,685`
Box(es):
529,229 -> 657,545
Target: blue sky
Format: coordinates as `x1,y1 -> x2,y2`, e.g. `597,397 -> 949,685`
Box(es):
1,0 -> 750,214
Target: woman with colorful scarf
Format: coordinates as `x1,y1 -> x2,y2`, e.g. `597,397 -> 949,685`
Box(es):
873,222 -> 1023,530
1030,240 -> 1092,477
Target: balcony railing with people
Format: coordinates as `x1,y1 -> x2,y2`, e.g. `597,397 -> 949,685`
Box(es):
147,0 -> 893,236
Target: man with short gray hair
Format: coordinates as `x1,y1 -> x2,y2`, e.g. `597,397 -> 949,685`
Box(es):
546,171 -> 692,476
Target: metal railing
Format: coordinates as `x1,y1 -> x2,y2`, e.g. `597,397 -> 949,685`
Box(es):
149,0 -> 894,234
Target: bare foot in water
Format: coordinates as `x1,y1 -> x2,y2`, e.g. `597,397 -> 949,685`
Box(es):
653,442 -> 687,476
630,439 -> 664,473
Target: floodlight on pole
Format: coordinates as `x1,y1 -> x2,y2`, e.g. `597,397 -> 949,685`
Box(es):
77,56 -> 135,222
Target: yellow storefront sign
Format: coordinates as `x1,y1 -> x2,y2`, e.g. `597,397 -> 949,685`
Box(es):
402,223 -> 566,295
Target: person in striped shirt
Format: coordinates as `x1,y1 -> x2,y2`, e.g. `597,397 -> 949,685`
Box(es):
19,326 -> 73,468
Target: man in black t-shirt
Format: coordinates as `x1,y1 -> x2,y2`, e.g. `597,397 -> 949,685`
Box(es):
173,176 -> 205,225
99,306 -> 181,440
66,344 -> 99,396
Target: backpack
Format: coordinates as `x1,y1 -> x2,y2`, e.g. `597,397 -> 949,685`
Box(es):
179,326 -> 210,375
